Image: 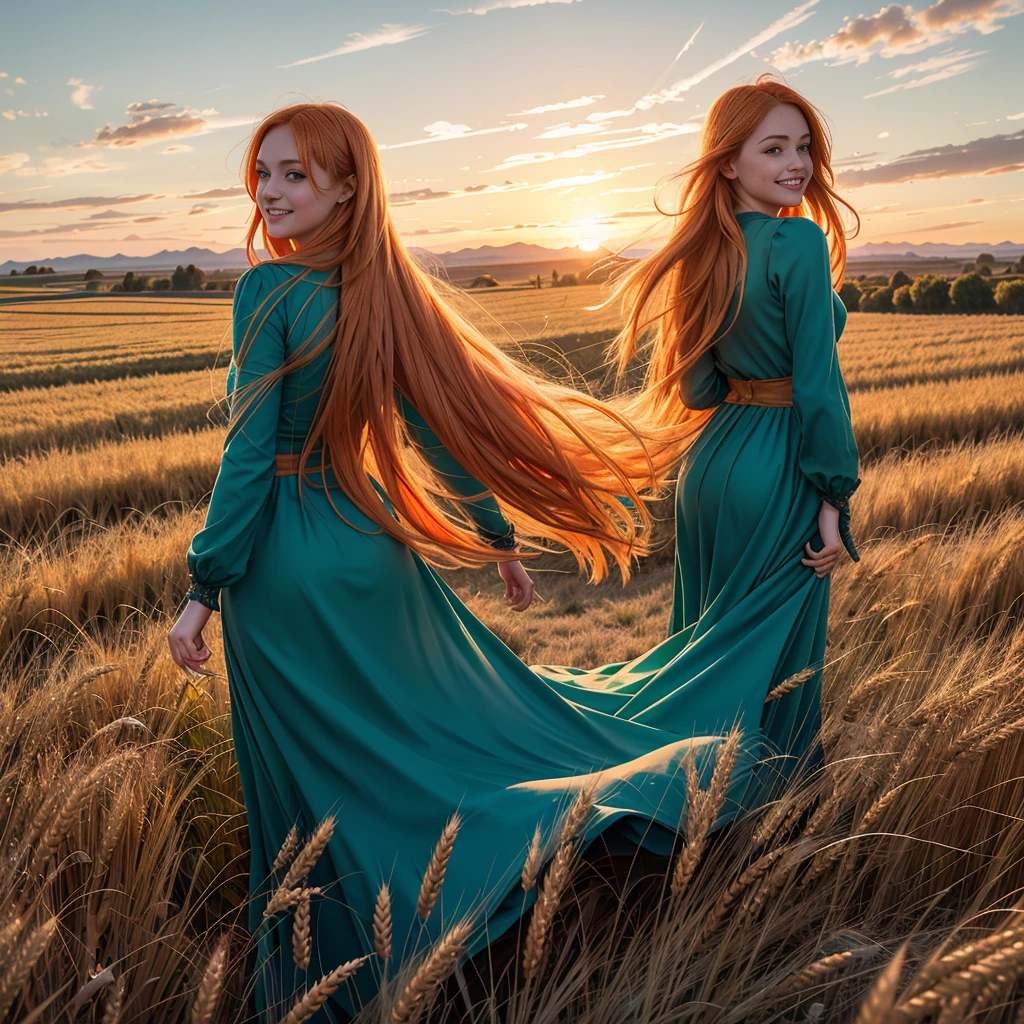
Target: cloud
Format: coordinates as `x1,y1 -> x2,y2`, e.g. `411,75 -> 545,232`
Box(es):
182,185 -> 248,200
863,60 -> 980,96
12,156 -> 112,178
85,100 -> 207,148
380,120 -> 528,150
835,129 -> 1024,187
512,94 -> 605,116
0,152 -> 31,175
0,193 -> 161,215
435,0 -> 580,15
276,23 -> 431,67
67,78 -> 103,110
899,219 -> 985,232
768,0 -> 1022,70
534,122 -> 609,139
2,109 -> 49,120
486,120 -> 702,171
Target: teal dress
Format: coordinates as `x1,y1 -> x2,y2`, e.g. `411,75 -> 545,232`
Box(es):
186,211 -> 859,1021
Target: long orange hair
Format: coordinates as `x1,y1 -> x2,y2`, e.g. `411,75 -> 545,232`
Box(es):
227,101 -> 663,583
605,72 -> 860,446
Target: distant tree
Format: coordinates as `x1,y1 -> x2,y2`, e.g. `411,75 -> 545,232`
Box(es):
556,272 -> 579,287
995,280 -> 1024,314
977,264 -> 992,276
551,268 -> 560,285
204,281 -> 220,290
961,263 -> 975,274
888,269 -> 911,289
222,280 -> 235,291
838,280 -> 861,312
951,272 -> 996,313
860,286 -> 894,313
975,252 -> 996,268
8,269 -> 17,276
893,284 -> 914,313
467,274 -> 499,288
42,266 -> 55,274
85,280 -> 101,292
122,271 -> 136,292
909,274 -> 951,313
84,268 -> 103,281
1012,255 -> 1024,274
111,284 -> 125,292
154,278 -> 172,291
534,274 -> 542,289
171,263 -> 206,290
24,265 -> 38,275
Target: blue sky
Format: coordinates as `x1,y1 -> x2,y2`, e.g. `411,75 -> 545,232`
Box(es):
2,0 -> 1023,261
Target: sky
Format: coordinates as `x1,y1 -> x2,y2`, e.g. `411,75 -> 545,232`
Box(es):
2,0 -> 1023,262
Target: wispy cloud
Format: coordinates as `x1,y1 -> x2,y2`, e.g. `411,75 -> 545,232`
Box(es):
899,219 -> 985,232
769,0 -> 1021,70
863,55 -> 985,97
512,94 -> 605,116
485,120 -> 702,171
67,78 -> 102,110
380,120 -> 528,150
836,129 -> 1024,187
0,193 -> 161,215
434,0 -> 580,16
276,24 -> 431,68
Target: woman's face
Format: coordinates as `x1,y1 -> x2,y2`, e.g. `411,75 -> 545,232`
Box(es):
719,103 -> 813,217
255,122 -> 354,249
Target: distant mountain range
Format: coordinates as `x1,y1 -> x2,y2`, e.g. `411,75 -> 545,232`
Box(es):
2,237 -> 1023,275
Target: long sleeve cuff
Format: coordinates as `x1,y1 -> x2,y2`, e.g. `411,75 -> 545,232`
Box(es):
820,480 -> 861,563
187,573 -> 221,612
477,521 -> 517,551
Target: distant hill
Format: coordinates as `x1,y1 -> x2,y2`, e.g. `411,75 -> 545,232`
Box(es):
3,237 -> 1022,276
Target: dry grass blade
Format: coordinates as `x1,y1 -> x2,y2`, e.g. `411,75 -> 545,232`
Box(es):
192,933 -> 230,1024
698,847 -> 787,946
416,812 -> 461,922
374,882 -> 393,964
391,921 -> 471,1024
280,955 -> 369,1024
521,824 -> 543,892
854,939 -> 907,1022
0,915 -> 58,1016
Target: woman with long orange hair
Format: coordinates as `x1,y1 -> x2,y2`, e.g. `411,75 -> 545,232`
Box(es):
167,101 -> 764,1020
540,70 -> 861,835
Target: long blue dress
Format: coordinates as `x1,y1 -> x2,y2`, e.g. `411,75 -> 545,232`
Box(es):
186,210 -> 859,1021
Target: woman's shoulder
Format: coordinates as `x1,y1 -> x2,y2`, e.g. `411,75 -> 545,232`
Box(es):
769,215 -> 828,247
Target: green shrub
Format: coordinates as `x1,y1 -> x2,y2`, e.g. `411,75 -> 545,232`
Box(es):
995,279 -> 1024,314
893,284 -> 914,313
860,286 -> 894,313
950,272 -> 996,313
839,280 -> 861,312
889,269 -> 911,289
909,274 -> 950,313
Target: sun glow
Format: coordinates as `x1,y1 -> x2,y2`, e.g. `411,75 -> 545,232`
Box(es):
576,238 -> 600,251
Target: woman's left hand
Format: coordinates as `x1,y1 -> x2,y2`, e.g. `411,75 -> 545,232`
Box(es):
168,600 -> 215,673
498,560 -> 535,612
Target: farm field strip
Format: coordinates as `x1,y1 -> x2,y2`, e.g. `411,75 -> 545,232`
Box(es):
1,425 -> 1022,547
3,492 -> 1020,659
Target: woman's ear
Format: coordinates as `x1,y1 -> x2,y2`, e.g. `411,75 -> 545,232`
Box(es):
338,174 -> 357,203
719,160 -> 737,181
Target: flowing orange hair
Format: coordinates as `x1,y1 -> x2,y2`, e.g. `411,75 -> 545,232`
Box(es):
227,101 -> 665,584
604,72 -> 860,450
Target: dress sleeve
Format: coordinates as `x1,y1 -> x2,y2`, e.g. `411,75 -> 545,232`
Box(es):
769,217 -> 862,562
186,266 -> 288,609
395,390 -> 517,550
678,346 -> 729,409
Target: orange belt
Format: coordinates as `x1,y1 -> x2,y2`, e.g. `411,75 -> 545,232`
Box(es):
723,375 -> 793,407
274,452 -> 325,476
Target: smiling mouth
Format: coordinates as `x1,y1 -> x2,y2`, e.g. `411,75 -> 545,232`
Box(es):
776,178 -> 805,186
266,208 -> 292,216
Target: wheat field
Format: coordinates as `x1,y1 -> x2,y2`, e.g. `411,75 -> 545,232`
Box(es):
2,286 -> 1024,1024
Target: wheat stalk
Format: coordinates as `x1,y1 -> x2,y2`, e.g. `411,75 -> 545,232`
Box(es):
522,839 -> 576,982
902,925 -> 1024,1003
273,825 -> 300,874
854,940 -> 907,1023
698,847 -> 787,946
770,950 -> 857,999
521,825 -> 543,892
292,894 -> 311,970
265,886 -> 320,919
101,974 -> 124,1024
764,666 -> 816,703
281,955 -> 369,1024
191,933 -> 230,1024
391,921 -> 471,1024
417,812 -> 461,922
280,817 -> 335,891
0,915 -> 58,1017
374,882 -> 392,964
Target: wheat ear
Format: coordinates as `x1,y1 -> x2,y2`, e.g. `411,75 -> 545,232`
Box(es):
374,882 -> 393,964
191,932 -> 230,1024
391,921 -> 472,1024
417,812 -> 461,922
280,956 -> 369,1024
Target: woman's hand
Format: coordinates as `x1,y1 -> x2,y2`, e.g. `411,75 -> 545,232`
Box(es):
498,560 -> 535,611
168,600 -> 215,673
801,501 -> 843,578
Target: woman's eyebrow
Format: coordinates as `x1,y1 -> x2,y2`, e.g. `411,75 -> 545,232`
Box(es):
758,133 -> 812,143
255,158 -> 304,167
